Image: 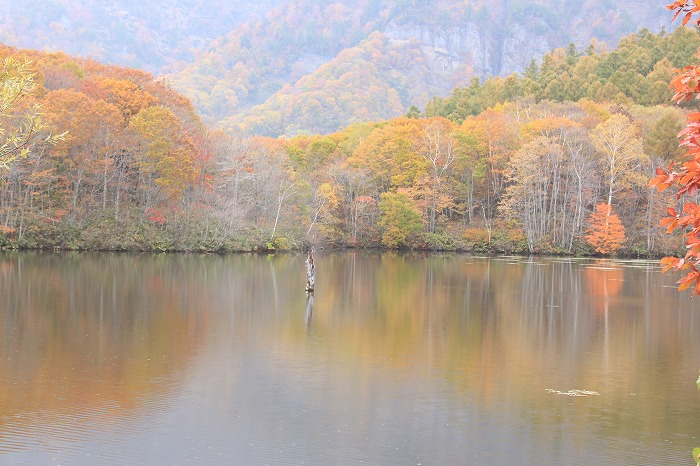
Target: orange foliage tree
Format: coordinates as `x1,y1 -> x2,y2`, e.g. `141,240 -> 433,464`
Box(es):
651,1 -> 700,294
585,203 -> 626,255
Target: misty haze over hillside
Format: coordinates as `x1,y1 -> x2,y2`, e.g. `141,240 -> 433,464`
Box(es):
0,0 -> 675,135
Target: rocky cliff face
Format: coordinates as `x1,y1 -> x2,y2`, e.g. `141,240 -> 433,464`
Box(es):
383,19 -> 554,82
381,0 -> 669,79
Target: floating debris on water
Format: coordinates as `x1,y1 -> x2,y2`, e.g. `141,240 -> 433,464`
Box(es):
545,389 -> 600,397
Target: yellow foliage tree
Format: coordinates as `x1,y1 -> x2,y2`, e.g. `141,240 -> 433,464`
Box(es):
129,106 -> 196,201
378,190 -> 423,248
0,57 -> 64,171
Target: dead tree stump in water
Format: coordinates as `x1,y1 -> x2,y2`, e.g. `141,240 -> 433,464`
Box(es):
305,292 -> 314,330
305,247 -> 315,292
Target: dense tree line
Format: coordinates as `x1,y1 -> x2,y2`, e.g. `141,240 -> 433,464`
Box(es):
255,100 -> 684,255
0,45 -> 213,250
0,39 -> 689,255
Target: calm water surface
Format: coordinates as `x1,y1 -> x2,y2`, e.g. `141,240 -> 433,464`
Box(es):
0,252 -> 699,465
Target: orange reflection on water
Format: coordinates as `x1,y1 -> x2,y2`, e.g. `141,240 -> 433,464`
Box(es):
1,253 -> 699,466
0,253 -> 209,431
584,260 -> 623,316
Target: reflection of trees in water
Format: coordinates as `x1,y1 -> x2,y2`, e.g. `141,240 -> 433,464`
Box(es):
0,251 -> 309,421
1,252 -> 699,448
0,252 -> 212,423
278,254 -> 700,438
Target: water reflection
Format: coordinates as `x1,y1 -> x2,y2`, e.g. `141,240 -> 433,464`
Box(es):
0,252 -> 698,465
305,292 -> 314,331
0,254 -> 197,405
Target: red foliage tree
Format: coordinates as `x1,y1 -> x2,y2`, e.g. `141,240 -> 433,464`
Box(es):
585,203 -> 626,255
650,1 -> 700,294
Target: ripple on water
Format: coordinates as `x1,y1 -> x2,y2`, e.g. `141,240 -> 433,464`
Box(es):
0,379 -> 186,463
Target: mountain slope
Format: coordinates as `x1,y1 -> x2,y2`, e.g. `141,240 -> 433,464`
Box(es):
228,32 -> 439,136
0,0 -> 285,72
171,0 -> 673,135
0,0 -> 677,136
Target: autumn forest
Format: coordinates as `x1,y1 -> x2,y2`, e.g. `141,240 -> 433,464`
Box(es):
0,22 -> 698,255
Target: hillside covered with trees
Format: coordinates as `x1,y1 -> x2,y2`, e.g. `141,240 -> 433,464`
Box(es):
227,25 -> 700,136
170,0 -> 673,136
0,0 -> 673,137
0,24 -> 692,256
0,0 -> 285,72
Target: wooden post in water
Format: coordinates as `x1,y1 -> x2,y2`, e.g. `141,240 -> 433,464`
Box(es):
305,247 -> 315,292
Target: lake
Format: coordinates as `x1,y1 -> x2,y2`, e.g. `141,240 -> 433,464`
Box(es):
0,251 -> 698,465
